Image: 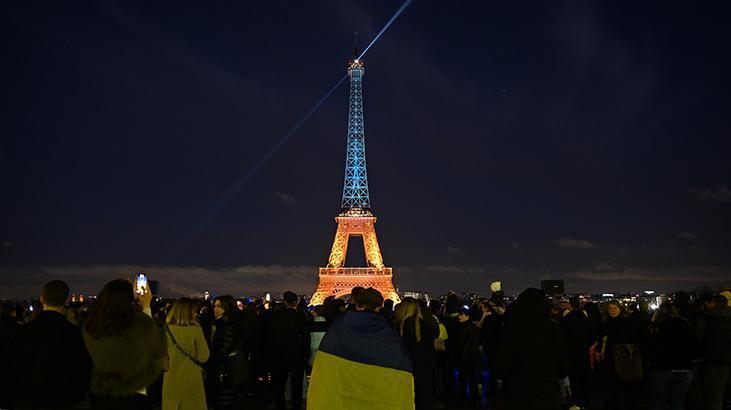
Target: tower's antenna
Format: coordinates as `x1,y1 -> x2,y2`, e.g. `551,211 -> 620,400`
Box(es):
353,32 -> 359,59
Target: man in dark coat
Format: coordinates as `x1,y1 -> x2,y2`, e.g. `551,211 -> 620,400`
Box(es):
496,288 -> 570,410
2,280 -> 91,409
267,291 -> 310,410
455,308 -> 481,407
442,293 -> 461,403
560,296 -> 594,408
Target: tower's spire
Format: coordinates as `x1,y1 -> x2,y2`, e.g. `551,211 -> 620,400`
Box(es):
340,54 -> 371,212
353,31 -> 359,59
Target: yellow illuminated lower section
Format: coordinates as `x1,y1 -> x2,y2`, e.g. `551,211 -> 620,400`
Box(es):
312,214 -> 399,306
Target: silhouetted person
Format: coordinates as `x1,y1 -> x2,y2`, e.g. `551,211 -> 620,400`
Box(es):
455,308 -> 481,407
208,295 -> 247,409
696,293 -> 731,410
308,288 -> 414,409
478,300 -> 505,397
2,280 -> 91,409
442,293 -> 461,402
645,302 -> 700,410
596,300 -> 638,410
268,291 -> 310,410
560,296 -> 594,408
0,303 -> 20,408
496,288 -> 570,410
308,305 -> 328,368
346,286 -> 365,311
381,298 -> 395,323
395,297 -> 438,410
83,279 -> 167,409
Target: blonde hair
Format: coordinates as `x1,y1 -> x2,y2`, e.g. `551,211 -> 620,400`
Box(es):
395,297 -> 423,342
166,297 -> 199,326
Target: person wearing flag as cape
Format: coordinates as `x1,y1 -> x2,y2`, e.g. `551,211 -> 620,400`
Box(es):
307,288 -> 414,410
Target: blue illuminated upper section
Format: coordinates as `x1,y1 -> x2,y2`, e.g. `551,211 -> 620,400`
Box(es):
340,59 -> 371,211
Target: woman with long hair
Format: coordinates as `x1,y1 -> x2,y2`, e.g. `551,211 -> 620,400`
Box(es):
207,295 -> 246,409
82,279 -> 167,409
394,297 -> 437,410
596,300 -> 638,410
163,297 -> 210,410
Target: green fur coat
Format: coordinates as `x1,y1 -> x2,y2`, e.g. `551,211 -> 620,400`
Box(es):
82,312 -> 167,397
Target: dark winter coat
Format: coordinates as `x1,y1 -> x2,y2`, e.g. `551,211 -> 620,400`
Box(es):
208,316 -> 246,407
4,311 -> 91,409
561,309 -> 594,374
0,314 -> 20,408
267,307 -> 310,363
0,314 -> 19,360
600,315 -> 634,370
646,316 -> 701,371
442,313 -> 460,361
496,288 -> 570,410
480,312 -> 505,369
455,321 -> 481,362
400,316 -> 438,410
82,312 -> 167,398
696,305 -> 731,365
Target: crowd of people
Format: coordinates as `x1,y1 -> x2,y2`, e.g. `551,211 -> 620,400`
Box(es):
1,279 -> 731,410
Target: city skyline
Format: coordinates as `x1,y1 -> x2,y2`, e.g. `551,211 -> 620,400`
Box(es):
3,1 -> 731,298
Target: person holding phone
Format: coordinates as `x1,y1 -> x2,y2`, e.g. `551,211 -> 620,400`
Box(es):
82,278 -> 167,409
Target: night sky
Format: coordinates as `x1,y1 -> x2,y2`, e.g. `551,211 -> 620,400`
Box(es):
3,1 -> 731,299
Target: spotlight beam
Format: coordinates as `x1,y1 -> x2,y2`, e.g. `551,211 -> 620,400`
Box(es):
358,0 -> 413,60
170,0 -> 414,255
168,74 -> 348,256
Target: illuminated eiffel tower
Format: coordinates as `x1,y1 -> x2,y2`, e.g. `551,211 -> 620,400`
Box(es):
309,57 -> 400,306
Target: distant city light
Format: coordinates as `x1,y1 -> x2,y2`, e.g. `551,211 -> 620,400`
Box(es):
602,293 -> 614,297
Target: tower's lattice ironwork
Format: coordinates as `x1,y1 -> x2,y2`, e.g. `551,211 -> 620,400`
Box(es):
340,59 -> 371,211
310,58 -> 399,306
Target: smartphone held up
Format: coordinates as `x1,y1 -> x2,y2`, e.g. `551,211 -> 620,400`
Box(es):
135,273 -> 148,295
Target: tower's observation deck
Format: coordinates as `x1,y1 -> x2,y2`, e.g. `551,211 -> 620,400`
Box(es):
310,57 -> 399,306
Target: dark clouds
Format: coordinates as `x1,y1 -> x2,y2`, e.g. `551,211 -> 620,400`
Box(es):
2,0 -> 731,297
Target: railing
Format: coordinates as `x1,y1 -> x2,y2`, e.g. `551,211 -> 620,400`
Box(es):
319,267 -> 392,276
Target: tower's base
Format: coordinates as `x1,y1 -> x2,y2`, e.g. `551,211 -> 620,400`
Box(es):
310,267 -> 400,306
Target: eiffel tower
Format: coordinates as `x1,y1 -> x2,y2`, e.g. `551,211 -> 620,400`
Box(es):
309,57 -> 400,306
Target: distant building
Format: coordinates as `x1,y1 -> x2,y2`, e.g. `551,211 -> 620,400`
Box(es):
402,291 -> 422,299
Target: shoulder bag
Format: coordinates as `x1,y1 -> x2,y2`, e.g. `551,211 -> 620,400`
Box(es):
165,325 -> 206,377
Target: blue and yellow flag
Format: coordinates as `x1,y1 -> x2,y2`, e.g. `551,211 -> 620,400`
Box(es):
307,311 -> 414,410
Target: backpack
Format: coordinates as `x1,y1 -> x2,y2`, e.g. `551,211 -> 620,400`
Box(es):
612,343 -> 643,383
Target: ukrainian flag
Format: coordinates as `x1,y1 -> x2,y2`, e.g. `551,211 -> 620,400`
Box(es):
307,311 -> 415,410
